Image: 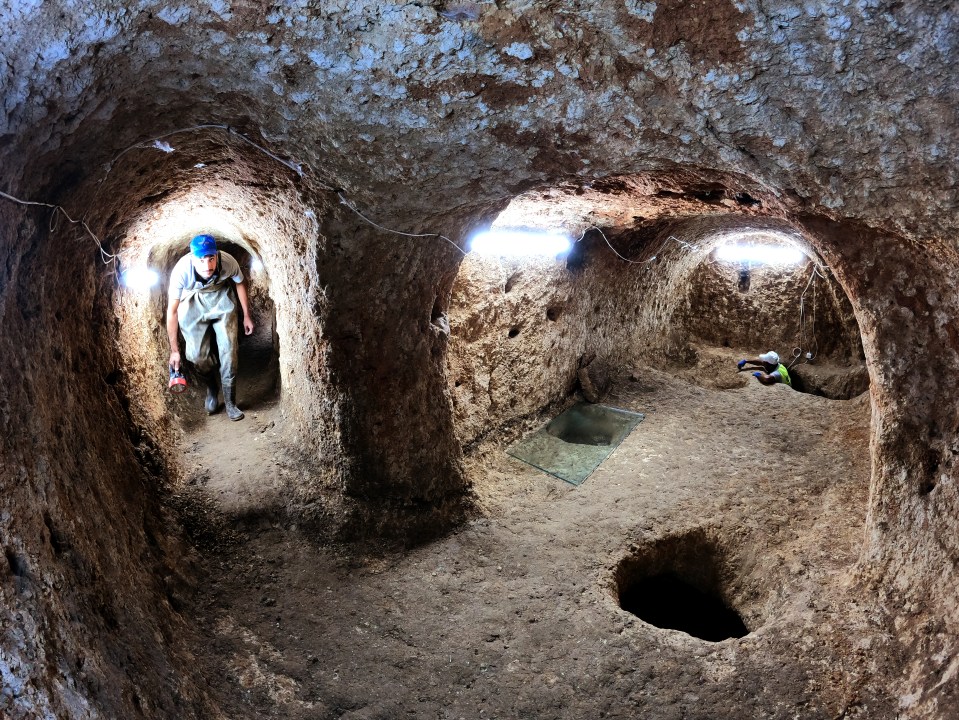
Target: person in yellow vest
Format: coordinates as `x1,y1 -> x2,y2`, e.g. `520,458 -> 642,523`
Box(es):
737,351 -> 791,387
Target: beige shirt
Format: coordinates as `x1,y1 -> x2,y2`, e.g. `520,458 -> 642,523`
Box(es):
167,251 -> 243,301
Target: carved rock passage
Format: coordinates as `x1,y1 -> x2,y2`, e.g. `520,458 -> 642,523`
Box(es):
0,2 -> 958,718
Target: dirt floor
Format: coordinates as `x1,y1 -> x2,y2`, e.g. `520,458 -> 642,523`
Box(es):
169,360 -> 887,719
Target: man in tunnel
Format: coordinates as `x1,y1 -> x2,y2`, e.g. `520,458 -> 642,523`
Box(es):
737,351 -> 792,387
167,234 -> 255,421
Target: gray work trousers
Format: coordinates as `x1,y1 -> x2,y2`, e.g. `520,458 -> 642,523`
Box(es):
178,283 -> 239,386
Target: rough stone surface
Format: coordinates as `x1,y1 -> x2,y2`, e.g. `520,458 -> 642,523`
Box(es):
1,1 -> 958,718
678,253 -> 863,365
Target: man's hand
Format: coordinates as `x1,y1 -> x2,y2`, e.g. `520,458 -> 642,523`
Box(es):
753,371 -> 762,378
170,351 -> 181,372
737,359 -> 747,369
235,281 -> 254,336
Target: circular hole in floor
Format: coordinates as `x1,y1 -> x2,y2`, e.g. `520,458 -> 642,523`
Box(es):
614,532 -> 751,642
619,573 -> 747,642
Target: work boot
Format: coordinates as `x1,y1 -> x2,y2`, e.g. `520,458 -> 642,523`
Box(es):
222,384 -> 244,421
203,373 -> 219,415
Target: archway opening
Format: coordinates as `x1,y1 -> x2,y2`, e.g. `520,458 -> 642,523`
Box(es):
97,139 -> 331,522
146,237 -> 281,428
671,228 -> 868,399
446,180 -> 873,466
116,201 -> 283,431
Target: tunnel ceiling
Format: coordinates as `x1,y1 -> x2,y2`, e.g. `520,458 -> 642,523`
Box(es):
1,1 -> 956,241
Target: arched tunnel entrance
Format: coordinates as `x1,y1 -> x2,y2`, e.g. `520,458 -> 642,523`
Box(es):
127,219 -> 282,430
100,133 -> 334,524
445,179 -> 877,659
446,181 -> 872,456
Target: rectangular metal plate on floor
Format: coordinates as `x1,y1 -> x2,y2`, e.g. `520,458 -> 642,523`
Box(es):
507,402 -> 645,486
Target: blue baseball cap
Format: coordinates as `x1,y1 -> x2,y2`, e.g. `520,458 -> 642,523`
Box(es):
190,234 -> 217,258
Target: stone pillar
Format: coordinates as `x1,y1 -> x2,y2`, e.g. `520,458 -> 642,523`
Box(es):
802,214 -> 959,710
317,210 -> 468,538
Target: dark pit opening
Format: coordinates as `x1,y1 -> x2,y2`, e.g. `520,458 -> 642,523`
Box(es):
614,532 -> 754,642
619,572 -> 748,642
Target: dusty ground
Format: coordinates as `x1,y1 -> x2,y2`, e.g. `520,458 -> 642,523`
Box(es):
170,359 -> 888,719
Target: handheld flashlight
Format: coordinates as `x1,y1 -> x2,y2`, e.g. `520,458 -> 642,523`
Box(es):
168,365 -> 187,394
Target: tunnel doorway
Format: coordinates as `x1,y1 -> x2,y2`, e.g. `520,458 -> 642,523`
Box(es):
145,238 -> 281,430
670,231 -> 869,400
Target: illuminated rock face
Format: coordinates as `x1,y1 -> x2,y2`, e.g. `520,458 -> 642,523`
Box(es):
1,2 -> 958,718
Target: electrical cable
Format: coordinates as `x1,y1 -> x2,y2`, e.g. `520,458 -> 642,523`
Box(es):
102,124 -> 473,255
4,121 -> 474,278
100,123 -> 324,186
789,262 -> 825,368
809,267 -> 820,358
337,192 -> 466,256
586,224 -> 696,265
0,188 -> 116,265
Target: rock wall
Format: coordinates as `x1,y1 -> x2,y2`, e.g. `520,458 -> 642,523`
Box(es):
315,210 -> 473,538
0,209 -> 214,718
801,216 -> 959,717
448,255 -> 583,448
678,256 -> 863,365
